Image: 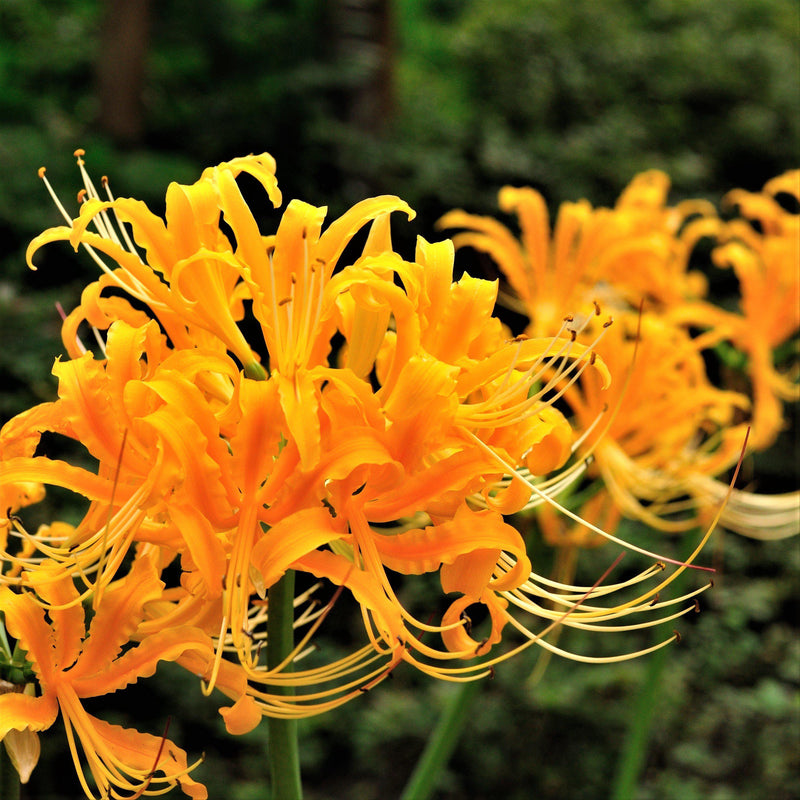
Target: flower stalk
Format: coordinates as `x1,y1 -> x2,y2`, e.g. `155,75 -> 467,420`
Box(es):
400,679 -> 483,800
266,570 -> 303,800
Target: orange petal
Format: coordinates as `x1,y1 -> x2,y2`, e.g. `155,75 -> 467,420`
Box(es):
0,691 -> 59,737
250,506 -> 346,589
219,694 -> 262,735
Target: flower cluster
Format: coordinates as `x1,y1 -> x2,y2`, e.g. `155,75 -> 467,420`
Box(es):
0,153 -> 795,798
441,170 -> 800,544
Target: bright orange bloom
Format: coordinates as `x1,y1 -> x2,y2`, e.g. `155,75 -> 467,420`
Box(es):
669,170 -> 800,451
2,152 -> 725,745
0,554 -> 210,799
438,170 -> 715,338
442,171 -> 799,539
559,311 -> 748,531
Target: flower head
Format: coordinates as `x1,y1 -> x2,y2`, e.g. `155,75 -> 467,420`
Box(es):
0,153 -> 734,798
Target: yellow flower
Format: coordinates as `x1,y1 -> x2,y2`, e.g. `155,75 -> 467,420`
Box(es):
4,152 -> 726,733
559,311 -> 748,531
670,170 -> 800,451
438,171 -> 715,338
441,171 -> 799,540
0,554 -> 211,798
31,152 -> 282,371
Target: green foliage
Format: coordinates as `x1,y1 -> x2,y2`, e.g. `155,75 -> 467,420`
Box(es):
452,0 -> 799,207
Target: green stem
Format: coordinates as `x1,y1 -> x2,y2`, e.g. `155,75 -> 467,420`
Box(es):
609,638 -> 670,800
266,570 -> 303,800
610,538 -> 695,800
400,679 -> 483,800
0,742 -> 21,800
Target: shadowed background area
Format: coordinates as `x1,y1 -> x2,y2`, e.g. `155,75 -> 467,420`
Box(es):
0,1 -> 798,798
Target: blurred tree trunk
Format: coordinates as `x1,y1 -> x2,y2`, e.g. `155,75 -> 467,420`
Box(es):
336,0 -> 396,134
96,0 -> 153,145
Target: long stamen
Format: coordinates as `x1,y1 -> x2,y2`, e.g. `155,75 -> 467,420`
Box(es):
465,429 -> 716,571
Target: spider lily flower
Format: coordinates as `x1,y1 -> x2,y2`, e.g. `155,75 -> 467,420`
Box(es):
0,554 -> 211,799
437,170 -> 716,338
557,312 -> 750,532
668,170 -> 800,451
442,172 -> 799,540
0,319 -> 240,601
30,152 -> 282,371
3,151 -> 731,738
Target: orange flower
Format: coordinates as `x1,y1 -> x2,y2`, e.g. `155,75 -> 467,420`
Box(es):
0,554 -> 211,798
438,171 -> 715,338
3,152 -> 727,736
669,170 -> 800,451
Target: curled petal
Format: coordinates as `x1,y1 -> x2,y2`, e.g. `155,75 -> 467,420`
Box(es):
219,694 -> 262,736
0,691 -> 59,738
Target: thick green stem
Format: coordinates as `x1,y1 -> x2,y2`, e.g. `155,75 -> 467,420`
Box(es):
400,679 -> 483,800
266,570 -> 303,800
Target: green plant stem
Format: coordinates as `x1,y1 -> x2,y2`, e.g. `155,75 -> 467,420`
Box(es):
0,743 -> 21,800
610,636 -> 670,800
266,570 -> 302,800
400,678 -> 483,800
610,538 -> 695,800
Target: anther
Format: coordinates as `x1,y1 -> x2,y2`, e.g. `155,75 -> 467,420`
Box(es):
101,176 -> 109,186
673,630 -> 682,644
37,167 -> 46,178
73,148 -> 86,158
693,599 -> 700,613
568,329 -> 577,342
649,594 -> 660,606
77,189 -> 87,204
603,316 -> 613,328
563,314 -> 574,322
589,352 -> 597,365
278,297 -> 292,307
593,300 -> 601,315
301,227 -> 307,239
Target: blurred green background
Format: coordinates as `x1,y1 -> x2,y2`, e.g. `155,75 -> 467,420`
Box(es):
1,1 -> 798,798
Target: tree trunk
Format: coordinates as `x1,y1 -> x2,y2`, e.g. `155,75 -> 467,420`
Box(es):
336,0 -> 396,135
96,0 -> 153,145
